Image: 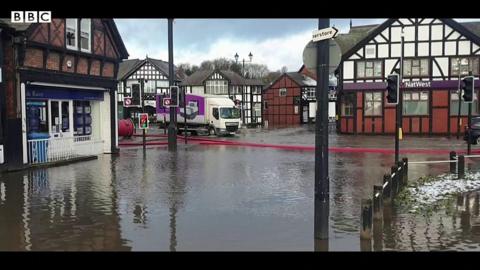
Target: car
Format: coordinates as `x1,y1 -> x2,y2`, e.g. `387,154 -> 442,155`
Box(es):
464,116 -> 480,144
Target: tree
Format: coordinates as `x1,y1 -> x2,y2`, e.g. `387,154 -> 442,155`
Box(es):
280,66 -> 288,73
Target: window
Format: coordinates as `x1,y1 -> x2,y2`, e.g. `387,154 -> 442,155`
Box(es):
364,92 -> 382,116
357,61 -> 383,78
212,108 -> 219,120
264,101 -> 268,110
341,93 -> 355,116
451,57 -> 480,76
403,91 -> 429,115
253,103 -> 262,117
450,92 -> 478,115
80,19 -> 91,52
66,19 -> 78,50
403,59 -> 429,77
279,88 -> 287,97
74,101 -> 92,136
206,80 -> 228,95
306,87 -> 315,99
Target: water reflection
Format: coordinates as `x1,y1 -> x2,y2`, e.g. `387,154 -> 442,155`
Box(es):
1,127 -> 480,251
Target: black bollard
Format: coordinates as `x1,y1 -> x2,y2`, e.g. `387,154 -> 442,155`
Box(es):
458,155 -> 465,179
360,199 -> 373,240
383,174 -> 392,206
450,151 -> 457,174
402,157 -> 408,185
373,185 -> 383,221
391,165 -> 398,196
397,161 -> 404,187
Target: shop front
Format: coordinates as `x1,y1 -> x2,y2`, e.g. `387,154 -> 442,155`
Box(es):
25,84 -> 108,164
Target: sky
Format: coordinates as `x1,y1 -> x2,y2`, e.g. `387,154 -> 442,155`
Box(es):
115,18 -> 480,73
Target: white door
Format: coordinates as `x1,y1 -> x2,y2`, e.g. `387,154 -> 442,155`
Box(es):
48,100 -> 73,138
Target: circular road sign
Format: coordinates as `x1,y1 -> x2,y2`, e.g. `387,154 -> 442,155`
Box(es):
124,97 -> 132,106
303,39 -> 342,74
163,98 -> 171,106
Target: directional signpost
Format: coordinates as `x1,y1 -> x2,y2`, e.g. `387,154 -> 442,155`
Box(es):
312,27 -> 338,42
308,20 -> 337,243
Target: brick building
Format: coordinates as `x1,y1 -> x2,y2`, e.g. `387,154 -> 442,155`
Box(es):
0,18 -> 128,172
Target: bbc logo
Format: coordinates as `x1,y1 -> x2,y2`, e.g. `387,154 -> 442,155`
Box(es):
11,11 -> 51,23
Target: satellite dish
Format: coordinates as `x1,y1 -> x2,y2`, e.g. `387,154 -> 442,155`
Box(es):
303,39 -> 342,74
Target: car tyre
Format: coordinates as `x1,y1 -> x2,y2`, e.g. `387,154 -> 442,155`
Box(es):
208,127 -> 216,136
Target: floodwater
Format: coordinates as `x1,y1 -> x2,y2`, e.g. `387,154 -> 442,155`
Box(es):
1,126 -> 480,251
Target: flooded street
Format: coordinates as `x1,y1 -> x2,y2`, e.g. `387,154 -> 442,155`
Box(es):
1,126 -> 480,251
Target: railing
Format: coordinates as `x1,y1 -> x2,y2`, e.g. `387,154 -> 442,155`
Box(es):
360,157 -> 409,240
28,135 -> 103,165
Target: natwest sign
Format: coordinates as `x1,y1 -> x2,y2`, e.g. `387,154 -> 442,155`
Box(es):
403,81 -> 431,88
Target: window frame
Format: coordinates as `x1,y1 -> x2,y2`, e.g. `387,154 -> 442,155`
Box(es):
450,91 -> 479,115
403,58 -> 430,78
356,60 -> 384,79
80,19 -> 91,53
450,56 -> 480,77
402,90 -> 429,116
279,88 -> 287,97
364,91 -> 383,116
66,18 -> 78,50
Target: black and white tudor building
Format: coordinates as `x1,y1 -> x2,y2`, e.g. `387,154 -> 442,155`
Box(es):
336,19 -> 480,136
180,69 -> 264,126
117,57 -> 185,120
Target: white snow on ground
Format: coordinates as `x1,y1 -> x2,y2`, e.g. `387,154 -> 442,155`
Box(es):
406,172 -> 480,207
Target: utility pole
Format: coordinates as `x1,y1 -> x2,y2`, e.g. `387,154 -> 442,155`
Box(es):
314,18 -> 330,240
457,73 -> 462,140
468,71 -> 473,155
395,27 -> 404,164
168,18 -> 177,151
141,79 -> 146,150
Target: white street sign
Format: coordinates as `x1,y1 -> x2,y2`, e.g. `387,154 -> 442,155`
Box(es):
312,27 -> 338,42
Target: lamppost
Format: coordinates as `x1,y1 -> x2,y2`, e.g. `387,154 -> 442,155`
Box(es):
234,52 -> 253,125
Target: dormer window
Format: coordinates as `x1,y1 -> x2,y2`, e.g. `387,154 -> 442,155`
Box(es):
66,19 -> 77,50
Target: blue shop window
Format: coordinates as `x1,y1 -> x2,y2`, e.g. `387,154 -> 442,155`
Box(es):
74,101 -> 92,136
26,100 -> 49,134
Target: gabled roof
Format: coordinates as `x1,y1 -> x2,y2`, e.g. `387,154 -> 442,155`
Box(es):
180,69 -> 261,86
341,19 -> 480,61
117,59 -> 144,80
118,57 -> 184,81
104,19 -> 129,59
0,18 -> 31,31
264,72 -> 316,91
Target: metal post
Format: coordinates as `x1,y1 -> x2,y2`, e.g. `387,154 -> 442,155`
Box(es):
458,155 -> 465,179
373,185 -> 383,221
314,18 -> 330,240
457,74 -> 462,139
184,87 -> 187,144
383,174 -> 392,206
141,79 -> 146,150
450,151 -> 457,174
402,157 -> 408,185
167,19 -> 177,151
360,199 -> 373,240
391,165 -> 398,196
395,28 -> 404,164
397,161 -> 403,187
468,102 -> 472,155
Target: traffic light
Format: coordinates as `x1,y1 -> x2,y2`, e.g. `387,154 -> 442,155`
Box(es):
386,74 -> 399,104
169,86 -> 179,107
462,76 -> 474,103
131,84 -> 141,106
178,87 -> 185,107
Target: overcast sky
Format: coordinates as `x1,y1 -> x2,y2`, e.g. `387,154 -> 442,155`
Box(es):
115,18 -> 480,72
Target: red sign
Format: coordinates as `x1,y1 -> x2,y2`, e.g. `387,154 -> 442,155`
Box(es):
139,113 -> 149,129
124,97 -> 132,106
163,98 -> 171,106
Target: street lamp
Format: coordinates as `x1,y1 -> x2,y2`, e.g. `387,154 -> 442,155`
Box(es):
234,52 -> 253,77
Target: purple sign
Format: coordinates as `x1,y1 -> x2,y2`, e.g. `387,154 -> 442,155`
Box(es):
156,94 -> 205,119
343,79 -> 480,91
